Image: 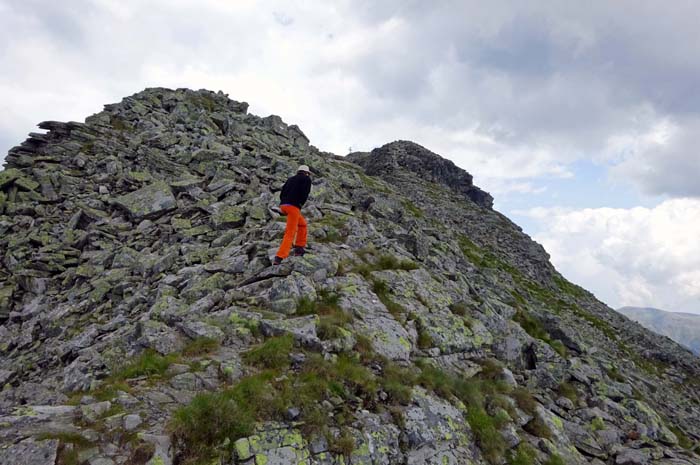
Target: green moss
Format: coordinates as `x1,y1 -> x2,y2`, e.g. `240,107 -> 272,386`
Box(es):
37,432 -> 94,465
591,417 -> 605,431
317,214 -> 349,243
376,254 -> 419,271
415,361 -> 514,464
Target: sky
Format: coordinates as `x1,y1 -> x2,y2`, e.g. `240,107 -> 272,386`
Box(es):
1,0 -> 700,314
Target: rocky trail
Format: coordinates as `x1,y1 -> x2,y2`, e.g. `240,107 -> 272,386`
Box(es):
0,88 -> 698,465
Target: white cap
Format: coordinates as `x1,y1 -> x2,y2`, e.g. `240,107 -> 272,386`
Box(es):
297,165 -> 310,173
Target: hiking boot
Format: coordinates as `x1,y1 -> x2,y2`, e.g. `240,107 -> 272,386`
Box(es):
293,246 -> 306,257
273,256 -> 284,265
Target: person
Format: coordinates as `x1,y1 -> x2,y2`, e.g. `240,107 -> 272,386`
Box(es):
273,165 -> 312,265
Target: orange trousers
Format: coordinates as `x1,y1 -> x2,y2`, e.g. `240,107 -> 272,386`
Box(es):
276,205 -> 307,259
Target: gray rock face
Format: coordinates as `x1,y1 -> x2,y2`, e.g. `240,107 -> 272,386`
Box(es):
113,180 -> 176,219
348,140 -> 494,209
0,87 -> 699,465
0,438 -> 59,465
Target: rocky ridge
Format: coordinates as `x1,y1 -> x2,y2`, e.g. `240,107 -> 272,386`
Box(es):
0,87 -> 699,465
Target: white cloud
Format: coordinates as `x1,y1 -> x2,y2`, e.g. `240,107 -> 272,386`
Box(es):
3,0 -> 700,200
524,199 -> 700,314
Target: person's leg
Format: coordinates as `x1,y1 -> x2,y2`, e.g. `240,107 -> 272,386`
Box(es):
276,205 -> 300,259
294,212 -> 307,248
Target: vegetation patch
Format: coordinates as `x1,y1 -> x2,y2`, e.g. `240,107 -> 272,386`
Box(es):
171,350 -> 381,464
37,432 -> 94,465
507,442 -> 537,465
448,301 -> 470,317
591,417 -> 605,431
510,387 -> 537,417
605,365 -> 626,383
513,309 -> 568,358
296,291 -> 353,340
557,382 -> 579,404
242,334 -> 295,370
415,360 -> 513,464
458,234 -> 520,275
523,415 -> 553,439
350,248 -> 419,278
371,279 -> 406,321
113,349 -> 179,380
172,329 -> 546,465
330,428 -> 356,458
317,214 -> 349,244
182,337 -> 220,357
402,199 -> 424,218
543,454 -> 566,465
668,425 -> 694,450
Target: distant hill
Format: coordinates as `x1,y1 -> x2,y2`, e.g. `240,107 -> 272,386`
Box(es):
618,306 -> 700,354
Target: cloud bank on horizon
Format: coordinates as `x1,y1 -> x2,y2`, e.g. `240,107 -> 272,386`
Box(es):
1,0 -> 699,313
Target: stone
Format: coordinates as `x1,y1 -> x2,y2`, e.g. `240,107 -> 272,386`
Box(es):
113,180 -> 176,219
178,320 -> 225,343
616,447 -> 650,465
123,413 -> 143,431
261,315 -> 320,348
0,438 -> 59,465
81,401 -> 112,423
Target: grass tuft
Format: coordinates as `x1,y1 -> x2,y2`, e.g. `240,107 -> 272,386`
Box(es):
114,349 -> 179,380
543,454 -> 566,465
507,442 -> 537,465
182,337 -> 220,357
523,415 -> 552,439
242,335 -> 294,369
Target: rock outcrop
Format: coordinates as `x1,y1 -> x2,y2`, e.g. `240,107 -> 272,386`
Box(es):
0,88 -> 698,465
347,141 -> 494,209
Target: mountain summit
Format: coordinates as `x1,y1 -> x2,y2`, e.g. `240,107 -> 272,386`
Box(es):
0,88 -> 698,465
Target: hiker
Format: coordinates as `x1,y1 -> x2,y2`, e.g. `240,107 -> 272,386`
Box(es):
273,165 -> 312,265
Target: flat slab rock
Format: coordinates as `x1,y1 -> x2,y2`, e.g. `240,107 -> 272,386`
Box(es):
0,438 -> 59,465
113,181 -> 176,220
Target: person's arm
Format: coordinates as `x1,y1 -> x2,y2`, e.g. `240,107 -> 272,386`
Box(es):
299,177 -> 311,207
280,178 -> 290,202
